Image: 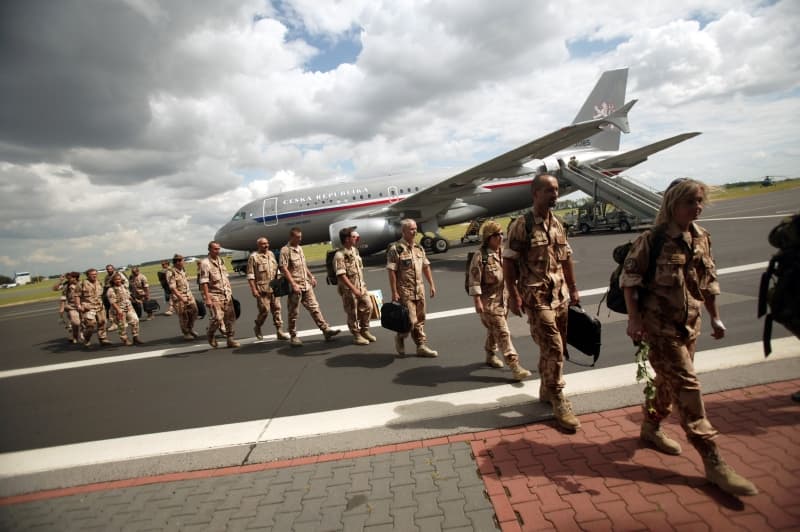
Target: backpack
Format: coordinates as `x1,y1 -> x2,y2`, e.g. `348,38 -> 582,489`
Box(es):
464,248 -> 489,294
758,213 -> 800,356
602,226 -> 666,314
325,249 -> 339,285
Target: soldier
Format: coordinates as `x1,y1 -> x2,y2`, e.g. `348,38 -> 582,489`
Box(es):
167,254 -> 200,341
279,227 -> 340,347
334,227 -> 375,346
198,241 -> 239,348
52,274 -> 73,339
504,174 -> 581,432
468,220 -> 531,380
247,237 -> 290,341
157,260 -> 175,316
386,219 -> 438,357
75,268 -> 113,348
129,266 -> 153,320
106,272 -> 143,346
621,177 -> 757,497
57,272 -> 82,344
103,264 -> 127,331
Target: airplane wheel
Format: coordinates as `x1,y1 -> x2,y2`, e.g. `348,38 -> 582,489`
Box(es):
420,236 -> 434,250
580,223 -> 591,234
433,237 -> 449,253
619,220 -> 631,232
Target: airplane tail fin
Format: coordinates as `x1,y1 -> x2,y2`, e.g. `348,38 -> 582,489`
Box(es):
571,68 -> 628,152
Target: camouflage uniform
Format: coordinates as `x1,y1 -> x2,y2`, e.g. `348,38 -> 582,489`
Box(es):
198,255 -> 236,338
503,209 -> 572,394
386,240 -> 429,346
334,247 -> 373,336
467,248 -> 519,363
620,222 -> 720,448
106,284 -> 140,342
167,267 -> 199,336
63,281 -> 82,340
129,272 -> 150,317
247,251 -> 284,332
77,278 -> 109,343
279,244 -> 331,335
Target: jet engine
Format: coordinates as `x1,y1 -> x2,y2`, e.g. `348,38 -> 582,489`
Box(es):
328,218 -> 401,255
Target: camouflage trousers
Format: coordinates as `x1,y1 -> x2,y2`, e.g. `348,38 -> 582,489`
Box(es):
525,303 -> 568,392
112,307 -> 140,340
173,296 -> 198,335
644,336 -> 718,446
63,309 -> 81,339
82,307 -> 108,341
254,292 -> 283,330
287,289 -> 329,335
340,289 -> 373,334
398,297 -> 427,346
207,296 -> 236,338
479,311 -> 520,364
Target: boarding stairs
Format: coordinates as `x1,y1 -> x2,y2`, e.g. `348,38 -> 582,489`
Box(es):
558,160 -> 661,222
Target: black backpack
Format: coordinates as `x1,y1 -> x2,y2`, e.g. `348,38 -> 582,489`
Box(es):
758,213 -> 800,356
602,227 -> 665,314
464,248 -> 489,294
325,249 -> 339,285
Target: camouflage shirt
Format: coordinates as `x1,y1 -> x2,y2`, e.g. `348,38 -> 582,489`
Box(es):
167,268 -> 192,299
247,251 -> 279,293
106,285 -> 133,312
503,209 -> 572,310
78,279 -> 105,311
467,248 -> 507,315
198,255 -> 233,301
279,245 -> 311,291
334,247 -> 367,293
386,239 -> 429,301
620,222 -> 720,340
130,273 -> 149,301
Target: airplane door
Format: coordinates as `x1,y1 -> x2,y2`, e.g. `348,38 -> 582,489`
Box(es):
262,197 -> 278,226
387,186 -> 401,204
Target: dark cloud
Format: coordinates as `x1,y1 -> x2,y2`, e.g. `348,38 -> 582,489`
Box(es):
0,1 -> 157,154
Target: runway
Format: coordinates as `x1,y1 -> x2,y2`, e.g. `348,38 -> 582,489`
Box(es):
0,188 -> 798,465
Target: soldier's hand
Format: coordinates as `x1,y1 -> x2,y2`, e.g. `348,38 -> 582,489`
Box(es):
309,276 -> 317,287
626,316 -> 646,344
569,287 -> 580,306
251,290 -> 259,298
429,285 -> 436,298
474,300 -> 483,314
711,318 -> 726,339
353,288 -> 363,298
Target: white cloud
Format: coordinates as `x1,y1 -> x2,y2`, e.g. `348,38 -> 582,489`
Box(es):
0,0 -> 797,276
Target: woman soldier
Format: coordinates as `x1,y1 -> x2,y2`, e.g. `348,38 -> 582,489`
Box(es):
620,178 -> 757,497
106,272 -> 144,346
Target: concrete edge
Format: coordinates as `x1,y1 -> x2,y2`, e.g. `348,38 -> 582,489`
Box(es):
2,354 -> 798,498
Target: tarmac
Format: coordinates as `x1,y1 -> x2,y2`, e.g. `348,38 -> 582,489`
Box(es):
1,354 -> 799,531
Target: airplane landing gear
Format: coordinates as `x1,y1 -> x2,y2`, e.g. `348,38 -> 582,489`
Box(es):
420,235 -> 450,253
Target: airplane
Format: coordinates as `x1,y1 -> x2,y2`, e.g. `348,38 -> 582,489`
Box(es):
215,68 -> 699,257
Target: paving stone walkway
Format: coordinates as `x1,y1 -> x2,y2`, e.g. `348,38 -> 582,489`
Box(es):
1,379 -> 798,531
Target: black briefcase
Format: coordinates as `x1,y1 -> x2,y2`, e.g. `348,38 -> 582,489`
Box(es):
380,301 -> 411,333
143,299 -> 160,314
233,298 -> 241,319
269,276 -> 293,297
132,300 -> 143,318
566,305 -> 601,365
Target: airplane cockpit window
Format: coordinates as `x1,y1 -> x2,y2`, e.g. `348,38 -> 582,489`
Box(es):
231,211 -> 246,221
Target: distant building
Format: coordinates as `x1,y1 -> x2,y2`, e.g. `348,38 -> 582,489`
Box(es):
13,272 -> 32,285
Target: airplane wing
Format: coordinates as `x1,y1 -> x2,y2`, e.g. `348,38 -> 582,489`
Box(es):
369,101 -> 637,220
593,132 -> 701,171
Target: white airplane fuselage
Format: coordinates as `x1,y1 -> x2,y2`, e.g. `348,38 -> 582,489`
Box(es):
214,150 -> 620,255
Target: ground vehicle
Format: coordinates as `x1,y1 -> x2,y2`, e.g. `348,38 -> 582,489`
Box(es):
563,201 -> 636,234
230,251 -> 250,274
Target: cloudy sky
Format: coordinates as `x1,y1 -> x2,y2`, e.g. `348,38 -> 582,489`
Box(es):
1,0 -> 798,276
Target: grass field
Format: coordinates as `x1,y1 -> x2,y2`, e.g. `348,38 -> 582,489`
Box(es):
3,179 -> 797,307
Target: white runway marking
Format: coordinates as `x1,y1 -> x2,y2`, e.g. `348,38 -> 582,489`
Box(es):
0,260 -> 771,380
1,337 -> 797,479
